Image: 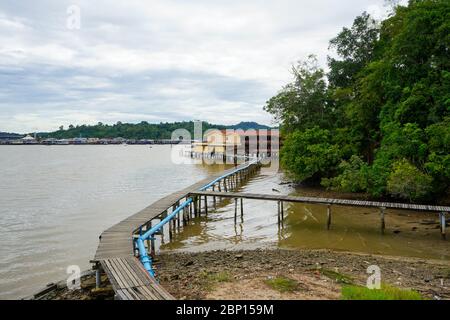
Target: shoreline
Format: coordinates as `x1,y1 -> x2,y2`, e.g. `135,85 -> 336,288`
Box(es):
156,249 -> 450,300
41,248 -> 450,300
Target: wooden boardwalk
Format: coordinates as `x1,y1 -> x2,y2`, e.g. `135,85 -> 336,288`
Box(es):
92,158 -> 447,299
190,191 -> 450,212
190,190 -> 449,238
100,257 -> 173,300
92,161 -> 259,300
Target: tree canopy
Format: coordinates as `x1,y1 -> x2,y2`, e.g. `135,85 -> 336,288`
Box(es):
45,121 -> 227,140
43,121 -> 272,140
265,0 -> 449,202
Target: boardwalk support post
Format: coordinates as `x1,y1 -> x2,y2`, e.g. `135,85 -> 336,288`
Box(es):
380,207 -> 386,234
440,212 -> 446,240
240,198 -> 244,218
95,268 -> 101,288
193,197 -> 198,216
277,201 -> 281,224
326,204 -> 332,230
213,185 -> 216,209
234,198 -> 238,220
150,236 -> 155,256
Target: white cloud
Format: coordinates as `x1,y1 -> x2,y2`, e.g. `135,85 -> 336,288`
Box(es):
0,0 -> 391,133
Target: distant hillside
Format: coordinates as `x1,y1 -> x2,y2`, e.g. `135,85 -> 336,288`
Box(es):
0,132 -> 23,139
226,122 -> 272,130
43,121 -> 272,140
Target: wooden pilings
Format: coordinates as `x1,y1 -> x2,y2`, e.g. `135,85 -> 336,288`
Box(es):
193,196 -> 198,216
240,198 -> 244,217
95,268 -> 101,289
326,204 -> 332,230
440,212 -> 446,240
277,201 -> 281,224
380,207 -> 386,235
141,163 -> 260,252
277,200 -> 285,225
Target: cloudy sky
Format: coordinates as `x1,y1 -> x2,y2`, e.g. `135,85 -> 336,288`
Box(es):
0,0 -> 397,133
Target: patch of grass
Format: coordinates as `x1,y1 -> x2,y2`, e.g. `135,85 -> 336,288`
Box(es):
341,284 -> 424,300
199,271 -> 232,283
319,268 -> 353,284
441,269 -> 450,279
265,276 -> 299,293
198,270 -> 233,292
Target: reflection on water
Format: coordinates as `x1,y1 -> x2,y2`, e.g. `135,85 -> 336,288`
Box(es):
162,172 -> 449,261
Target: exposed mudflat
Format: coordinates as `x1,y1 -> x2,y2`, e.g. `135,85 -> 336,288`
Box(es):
43,248 -> 450,300
155,249 -> 450,300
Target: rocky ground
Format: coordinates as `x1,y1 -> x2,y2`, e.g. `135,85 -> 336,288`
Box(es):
44,249 -> 450,300
155,249 -> 450,300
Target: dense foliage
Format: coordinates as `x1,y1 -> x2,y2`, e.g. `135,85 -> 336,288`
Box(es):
45,121 -> 225,140
265,0 -> 449,202
43,121 -> 270,140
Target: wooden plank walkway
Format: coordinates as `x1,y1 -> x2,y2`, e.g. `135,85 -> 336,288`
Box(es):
92,161 -> 258,300
189,191 -> 450,212
100,257 -> 173,300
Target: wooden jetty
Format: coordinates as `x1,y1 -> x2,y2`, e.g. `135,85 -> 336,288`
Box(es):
190,191 -> 449,237
92,161 -> 260,300
92,157 -> 448,300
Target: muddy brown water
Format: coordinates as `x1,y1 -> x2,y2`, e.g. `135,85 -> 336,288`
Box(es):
0,145 -> 230,299
161,171 -> 449,261
0,146 -> 447,299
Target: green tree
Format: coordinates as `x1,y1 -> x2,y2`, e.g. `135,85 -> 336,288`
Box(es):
264,55 -> 330,133
328,12 -> 380,88
265,0 -> 449,203
281,127 -> 341,183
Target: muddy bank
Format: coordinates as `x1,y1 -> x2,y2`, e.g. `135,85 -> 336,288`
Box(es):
155,249 -> 450,300
41,248 -> 450,300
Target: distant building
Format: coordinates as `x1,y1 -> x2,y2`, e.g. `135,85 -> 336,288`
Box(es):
112,137 -> 126,144
87,138 -> 99,144
42,138 -> 57,145
73,137 -> 88,145
192,129 -> 280,157
55,139 -> 70,145
21,135 -> 38,145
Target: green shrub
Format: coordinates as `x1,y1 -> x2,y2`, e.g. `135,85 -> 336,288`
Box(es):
322,155 -> 369,192
387,159 -> 433,201
281,127 -> 341,183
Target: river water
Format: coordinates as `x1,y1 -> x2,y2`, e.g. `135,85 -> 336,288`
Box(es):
0,146 -> 448,299
162,172 -> 449,262
0,145 -> 220,299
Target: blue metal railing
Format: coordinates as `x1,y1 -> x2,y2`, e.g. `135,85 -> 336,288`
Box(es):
135,159 -> 258,277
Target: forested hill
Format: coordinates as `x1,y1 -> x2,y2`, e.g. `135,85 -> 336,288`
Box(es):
227,122 -> 271,130
43,121 -> 271,140
265,0 -> 449,203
